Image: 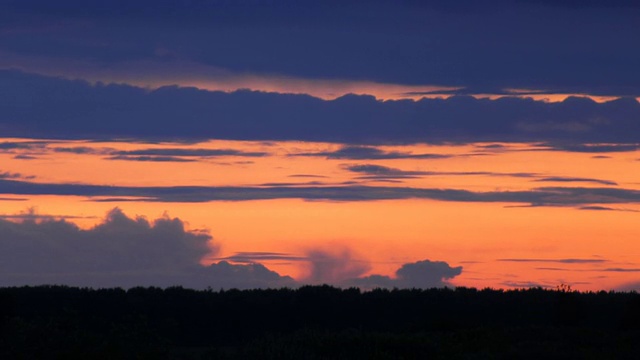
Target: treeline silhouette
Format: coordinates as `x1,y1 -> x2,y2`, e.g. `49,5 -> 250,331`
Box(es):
2,285 -> 640,359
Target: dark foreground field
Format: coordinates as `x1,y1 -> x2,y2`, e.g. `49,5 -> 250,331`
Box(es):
2,285 -> 640,359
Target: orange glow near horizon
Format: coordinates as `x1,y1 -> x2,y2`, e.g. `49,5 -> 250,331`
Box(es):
0,54 -> 633,103
1,138 -> 640,290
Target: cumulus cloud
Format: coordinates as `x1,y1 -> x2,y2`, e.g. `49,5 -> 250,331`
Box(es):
0,208 -> 297,289
190,261 -> 295,290
217,250 -> 464,289
349,260 -> 463,289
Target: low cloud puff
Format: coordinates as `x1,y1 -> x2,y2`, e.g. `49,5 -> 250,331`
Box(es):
350,260 -> 463,289
302,248 -> 372,285
0,208 -> 297,289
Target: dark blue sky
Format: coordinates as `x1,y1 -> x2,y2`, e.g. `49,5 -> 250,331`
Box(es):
0,1 -> 638,143
1,0 -> 639,96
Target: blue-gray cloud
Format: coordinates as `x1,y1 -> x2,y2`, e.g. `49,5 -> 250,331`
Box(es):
1,71 -> 640,144
532,177 -> 617,186
0,207 -> 299,289
215,252 -> 307,263
295,146 -> 452,160
0,207 -> 461,289
349,260 -> 463,289
345,164 -> 616,186
112,148 -> 268,157
106,155 -> 196,163
497,258 -> 607,264
2,178 -> 640,207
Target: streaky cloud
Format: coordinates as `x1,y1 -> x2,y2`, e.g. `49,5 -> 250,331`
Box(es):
106,155 -> 197,163
112,148 -> 268,157
2,178 -> 640,207
295,146 -> 452,160
497,258 -> 607,264
214,252 -> 307,263
534,177 -> 617,186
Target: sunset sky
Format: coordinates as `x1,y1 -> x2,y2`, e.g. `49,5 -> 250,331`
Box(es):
1,0 -> 639,291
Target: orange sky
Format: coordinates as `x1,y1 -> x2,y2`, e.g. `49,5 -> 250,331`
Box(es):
1,137 -> 639,290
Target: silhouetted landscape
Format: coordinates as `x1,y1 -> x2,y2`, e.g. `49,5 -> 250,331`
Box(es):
2,285 -> 640,359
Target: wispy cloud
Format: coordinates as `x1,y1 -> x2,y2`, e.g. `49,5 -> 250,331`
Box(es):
533,177 -> 617,186
293,146 -> 451,160
214,252 -> 307,263
106,155 -> 197,163
497,258 -> 607,264
2,178 -> 640,207
344,164 -> 617,186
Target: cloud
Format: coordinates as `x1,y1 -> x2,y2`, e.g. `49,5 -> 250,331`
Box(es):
214,252 -> 307,263
3,178 -> 640,207
295,146 -> 452,160
0,207 -> 297,289
497,258 -> 607,264
52,146 -> 112,155
301,248 -> 372,285
578,206 -> 639,212
112,148 -> 268,158
344,164 -> 538,181
500,281 -> 551,289
106,155 -> 197,163
191,261 -> 295,290
534,177 -> 617,186
0,171 -> 34,180
350,259 -> 463,289
288,174 -> 328,178
344,164 -> 617,186
103,148 -> 268,162
2,71 -> 640,144
0,207 -> 95,221
0,208 -> 213,284
0,208 -> 460,289
540,143 -> 640,153
215,250 -> 463,289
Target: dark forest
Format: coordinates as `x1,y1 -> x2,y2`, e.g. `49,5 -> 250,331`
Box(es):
2,285 -> 640,359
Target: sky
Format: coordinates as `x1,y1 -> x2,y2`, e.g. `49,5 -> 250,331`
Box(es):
0,0 -> 639,291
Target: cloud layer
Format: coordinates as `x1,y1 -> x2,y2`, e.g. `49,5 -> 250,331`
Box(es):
1,70 -> 640,144
2,177 -> 639,208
